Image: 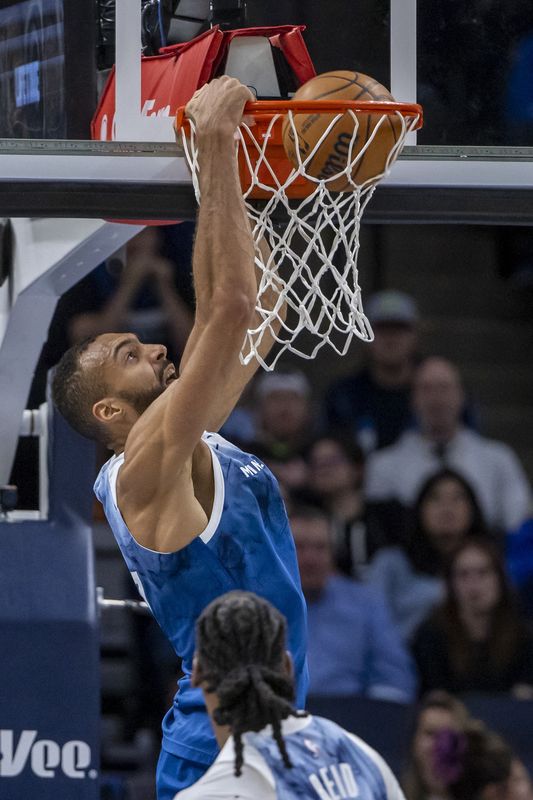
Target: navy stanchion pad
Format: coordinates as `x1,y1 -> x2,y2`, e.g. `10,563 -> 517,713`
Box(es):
0,408 -> 99,799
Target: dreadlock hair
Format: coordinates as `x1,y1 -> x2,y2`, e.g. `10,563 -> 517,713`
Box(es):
195,591 -> 306,777
51,337 -> 109,443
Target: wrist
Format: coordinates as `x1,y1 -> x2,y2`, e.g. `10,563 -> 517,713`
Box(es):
196,127 -> 237,156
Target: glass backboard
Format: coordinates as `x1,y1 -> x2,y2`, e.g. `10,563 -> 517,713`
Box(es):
0,0 -> 532,221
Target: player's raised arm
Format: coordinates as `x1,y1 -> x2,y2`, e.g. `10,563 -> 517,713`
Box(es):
119,78 -> 259,478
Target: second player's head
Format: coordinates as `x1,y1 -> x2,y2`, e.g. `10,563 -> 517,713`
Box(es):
193,591 -> 301,776
52,333 -> 178,446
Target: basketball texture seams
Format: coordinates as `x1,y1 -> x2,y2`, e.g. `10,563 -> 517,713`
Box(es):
282,70 -> 402,190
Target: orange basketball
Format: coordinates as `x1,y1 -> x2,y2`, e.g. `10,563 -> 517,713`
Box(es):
282,70 -> 402,190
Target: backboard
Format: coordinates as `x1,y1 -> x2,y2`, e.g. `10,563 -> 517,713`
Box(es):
0,0 -> 532,222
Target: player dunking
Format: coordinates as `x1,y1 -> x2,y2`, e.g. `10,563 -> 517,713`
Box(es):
51,77 -> 308,800
176,590 -> 406,800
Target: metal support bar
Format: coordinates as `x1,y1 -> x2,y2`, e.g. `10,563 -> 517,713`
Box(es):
0,220 -> 143,485
96,587 -> 151,615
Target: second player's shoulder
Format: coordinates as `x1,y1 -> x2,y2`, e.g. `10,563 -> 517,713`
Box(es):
342,729 -> 407,800
175,736 -> 276,800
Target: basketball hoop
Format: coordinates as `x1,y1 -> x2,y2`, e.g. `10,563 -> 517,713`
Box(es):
175,98 -> 422,370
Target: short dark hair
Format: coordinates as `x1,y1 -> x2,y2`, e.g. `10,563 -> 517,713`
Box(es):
195,591 -> 305,777
51,337 -> 108,442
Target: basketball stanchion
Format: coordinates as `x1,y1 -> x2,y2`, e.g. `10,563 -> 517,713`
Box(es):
175,73 -> 422,370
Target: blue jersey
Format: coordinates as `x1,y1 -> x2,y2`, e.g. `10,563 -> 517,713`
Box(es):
94,432 -> 308,766
177,714 -> 404,800
249,716 -> 388,800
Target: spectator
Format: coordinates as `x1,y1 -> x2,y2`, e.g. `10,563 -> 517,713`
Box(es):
365,357 -> 531,532
69,227 -> 193,362
248,369 -> 315,492
432,723 -> 512,800
412,538 -> 533,696
324,289 -> 419,453
291,505 -> 417,702
365,469 -> 488,641
305,435 -> 405,577
402,690 -> 471,800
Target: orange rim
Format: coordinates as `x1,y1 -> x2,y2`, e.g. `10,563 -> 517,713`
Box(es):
175,99 -> 424,133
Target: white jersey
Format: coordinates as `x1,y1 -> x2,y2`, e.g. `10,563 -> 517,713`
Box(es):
175,714 -> 406,800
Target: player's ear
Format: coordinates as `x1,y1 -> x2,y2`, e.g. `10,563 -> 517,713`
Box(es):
191,654 -> 201,687
92,397 -> 124,425
283,651 -> 294,680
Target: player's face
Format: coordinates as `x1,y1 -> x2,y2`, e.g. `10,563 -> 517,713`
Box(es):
413,707 -> 460,792
86,333 -> 178,415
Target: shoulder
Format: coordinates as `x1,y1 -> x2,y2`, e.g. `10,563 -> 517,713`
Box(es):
327,575 -> 377,606
175,738 -> 275,800
368,432 -> 417,466
332,574 -> 389,605
369,546 -> 411,572
343,730 -> 406,800
458,428 -> 517,461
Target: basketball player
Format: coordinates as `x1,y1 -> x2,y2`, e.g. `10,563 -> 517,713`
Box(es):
51,77 -> 308,799
176,590 -> 406,800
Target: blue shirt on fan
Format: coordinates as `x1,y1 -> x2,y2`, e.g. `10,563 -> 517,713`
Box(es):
94,432 -> 308,766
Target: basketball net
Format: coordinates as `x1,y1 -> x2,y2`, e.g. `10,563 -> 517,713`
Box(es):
179,103 -> 421,370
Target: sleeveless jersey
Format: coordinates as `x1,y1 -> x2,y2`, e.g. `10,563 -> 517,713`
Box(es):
247,715 -> 389,800
94,432 -> 308,765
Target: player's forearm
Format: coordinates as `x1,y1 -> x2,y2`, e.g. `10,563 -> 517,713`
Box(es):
192,132 -> 257,325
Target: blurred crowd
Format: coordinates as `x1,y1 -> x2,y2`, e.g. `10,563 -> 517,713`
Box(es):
50,227 -> 533,797
219,286 -> 533,706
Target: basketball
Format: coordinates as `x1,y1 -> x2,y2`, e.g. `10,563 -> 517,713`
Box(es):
282,70 -> 402,190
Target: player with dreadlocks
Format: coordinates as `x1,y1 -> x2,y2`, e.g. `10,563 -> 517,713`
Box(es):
176,591 -> 407,800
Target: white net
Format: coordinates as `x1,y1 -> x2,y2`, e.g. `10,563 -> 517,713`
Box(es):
180,105 -> 420,370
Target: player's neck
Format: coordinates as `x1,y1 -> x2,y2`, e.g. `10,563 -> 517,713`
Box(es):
203,690 -> 231,749
110,422 -> 135,455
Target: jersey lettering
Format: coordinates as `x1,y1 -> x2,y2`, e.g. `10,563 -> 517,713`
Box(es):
309,762 -> 360,799
239,459 -> 265,477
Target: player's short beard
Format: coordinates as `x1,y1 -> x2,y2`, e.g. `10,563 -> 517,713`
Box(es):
117,385 -> 165,416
